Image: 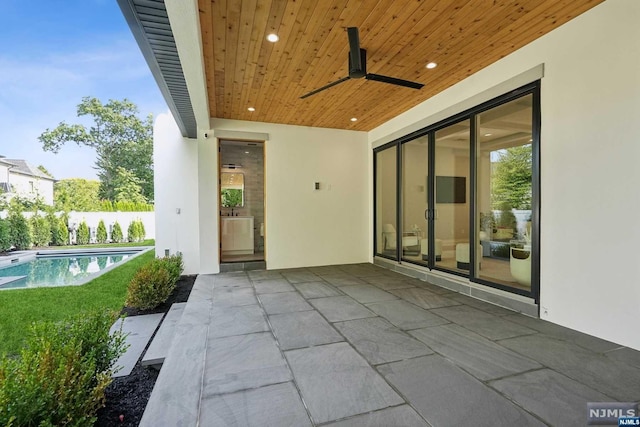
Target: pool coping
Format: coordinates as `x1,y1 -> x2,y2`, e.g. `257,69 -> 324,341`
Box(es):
0,246 -> 154,290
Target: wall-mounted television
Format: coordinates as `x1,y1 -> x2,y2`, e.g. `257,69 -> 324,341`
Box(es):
436,176 -> 466,203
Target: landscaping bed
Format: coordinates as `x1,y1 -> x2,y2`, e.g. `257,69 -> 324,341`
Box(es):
96,274 -> 196,427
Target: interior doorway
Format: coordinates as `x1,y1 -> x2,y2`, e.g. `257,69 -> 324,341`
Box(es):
219,139 -> 265,264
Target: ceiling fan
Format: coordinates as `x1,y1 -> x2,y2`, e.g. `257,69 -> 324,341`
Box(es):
300,27 -> 424,99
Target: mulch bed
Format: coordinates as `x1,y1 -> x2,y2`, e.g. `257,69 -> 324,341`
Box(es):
95,275 -> 196,427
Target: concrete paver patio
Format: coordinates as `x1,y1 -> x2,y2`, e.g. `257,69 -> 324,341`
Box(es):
141,263 -> 640,426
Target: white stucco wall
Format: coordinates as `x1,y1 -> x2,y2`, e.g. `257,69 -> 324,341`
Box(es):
154,112 -> 216,274
211,119 -> 370,269
369,0 -> 640,350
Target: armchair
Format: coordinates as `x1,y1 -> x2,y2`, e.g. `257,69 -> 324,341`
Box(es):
382,224 -> 420,255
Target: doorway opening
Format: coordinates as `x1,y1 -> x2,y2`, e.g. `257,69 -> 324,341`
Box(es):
219,139 -> 265,265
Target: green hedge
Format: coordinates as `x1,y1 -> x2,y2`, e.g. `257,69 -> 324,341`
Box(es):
126,253 -> 184,310
0,311 -> 127,426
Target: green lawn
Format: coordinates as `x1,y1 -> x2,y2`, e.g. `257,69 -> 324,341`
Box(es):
0,250 -> 154,357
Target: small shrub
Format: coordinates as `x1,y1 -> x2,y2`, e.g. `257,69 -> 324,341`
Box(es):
138,220 -> 146,240
96,220 -> 108,244
0,311 -> 127,426
126,258 -> 175,309
0,218 -> 10,252
163,253 -> 184,284
54,216 -> 69,246
77,221 -> 90,245
111,221 -> 123,243
30,214 -> 51,247
7,211 -> 31,250
127,220 -> 139,242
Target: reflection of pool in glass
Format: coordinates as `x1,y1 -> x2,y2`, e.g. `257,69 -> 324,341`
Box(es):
0,252 -> 137,289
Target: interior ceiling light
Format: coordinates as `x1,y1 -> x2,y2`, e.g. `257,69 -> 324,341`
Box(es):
350,117 -> 357,122
484,133 -> 492,136
244,151 -> 250,154
266,33 -> 279,42
247,107 -> 255,112
426,62 -> 437,69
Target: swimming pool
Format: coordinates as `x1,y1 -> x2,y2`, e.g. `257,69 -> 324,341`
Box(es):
0,249 -> 147,290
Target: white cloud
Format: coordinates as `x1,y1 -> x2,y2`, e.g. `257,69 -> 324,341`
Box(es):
0,36 -> 166,180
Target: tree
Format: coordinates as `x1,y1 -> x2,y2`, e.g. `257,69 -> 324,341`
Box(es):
113,167 -> 147,204
491,145 -> 532,210
77,221 -> 90,245
39,97 -> 154,202
96,220 -> 107,244
54,179 -> 101,212
37,165 -> 54,178
8,211 -> 32,250
111,221 -> 123,243
0,219 -> 10,252
30,215 -> 51,247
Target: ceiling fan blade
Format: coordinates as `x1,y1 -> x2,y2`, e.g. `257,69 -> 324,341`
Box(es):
347,27 -> 363,75
300,76 -> 350,99
366,73 -> 424,89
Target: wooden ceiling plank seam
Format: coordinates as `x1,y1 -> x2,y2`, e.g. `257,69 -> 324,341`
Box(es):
266,0 -> 330,122
236,0 -> 272,122
198,0 -> 216,117
250,0 -> 309,120
222,0 -> 242,117
248,0 -> 287,94
212,0 -> 228,115
230,0 -> 259,119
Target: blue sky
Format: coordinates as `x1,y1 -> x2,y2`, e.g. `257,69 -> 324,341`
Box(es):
0,0 -> 167,180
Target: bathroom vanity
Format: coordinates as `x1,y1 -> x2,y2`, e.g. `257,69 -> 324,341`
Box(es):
221,216 -> 254,255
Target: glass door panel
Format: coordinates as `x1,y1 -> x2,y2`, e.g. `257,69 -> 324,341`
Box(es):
475,95 -> 533,291
434,120 -> 471,273
375,146 -> 398,258
401,136 -> 429,264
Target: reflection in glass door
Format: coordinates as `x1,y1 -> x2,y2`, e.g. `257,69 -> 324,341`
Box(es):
475,95 -> 534,292
375,146 -> 397,258
401,136 -> 429,264
434,120 -> 471,273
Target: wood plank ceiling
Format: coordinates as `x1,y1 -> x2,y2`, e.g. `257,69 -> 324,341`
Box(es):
198,0 -> 604,131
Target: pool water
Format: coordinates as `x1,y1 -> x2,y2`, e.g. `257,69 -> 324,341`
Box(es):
0,252 -> 135,289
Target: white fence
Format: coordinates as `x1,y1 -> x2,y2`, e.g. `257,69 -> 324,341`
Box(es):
0,210 -> 155,244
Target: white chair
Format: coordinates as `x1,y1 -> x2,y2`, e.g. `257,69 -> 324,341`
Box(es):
382,224 -> 420,255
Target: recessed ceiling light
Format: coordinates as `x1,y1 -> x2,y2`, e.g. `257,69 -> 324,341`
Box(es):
266,33 -> 279,42
426,62 -> 437,69
484,133 -> 492,137
529,138 -> 533,142
247,107 -> 255,112
244,151 -> 249,154
350,117 -> 357,122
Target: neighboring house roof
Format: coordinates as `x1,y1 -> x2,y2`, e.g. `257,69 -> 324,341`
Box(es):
3,159 -> 56,181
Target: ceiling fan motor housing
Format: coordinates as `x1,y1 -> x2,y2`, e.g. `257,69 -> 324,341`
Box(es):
349,48 -> 367,79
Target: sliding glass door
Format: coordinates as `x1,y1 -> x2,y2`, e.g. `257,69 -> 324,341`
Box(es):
475,94 -> 534,292
373,82 -> 539,300
434,120 -> 471,273
401,136 -> 429,264
375,145 -> 397,258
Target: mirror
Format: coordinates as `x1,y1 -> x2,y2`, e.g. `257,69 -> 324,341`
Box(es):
221,172 -> 244,207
